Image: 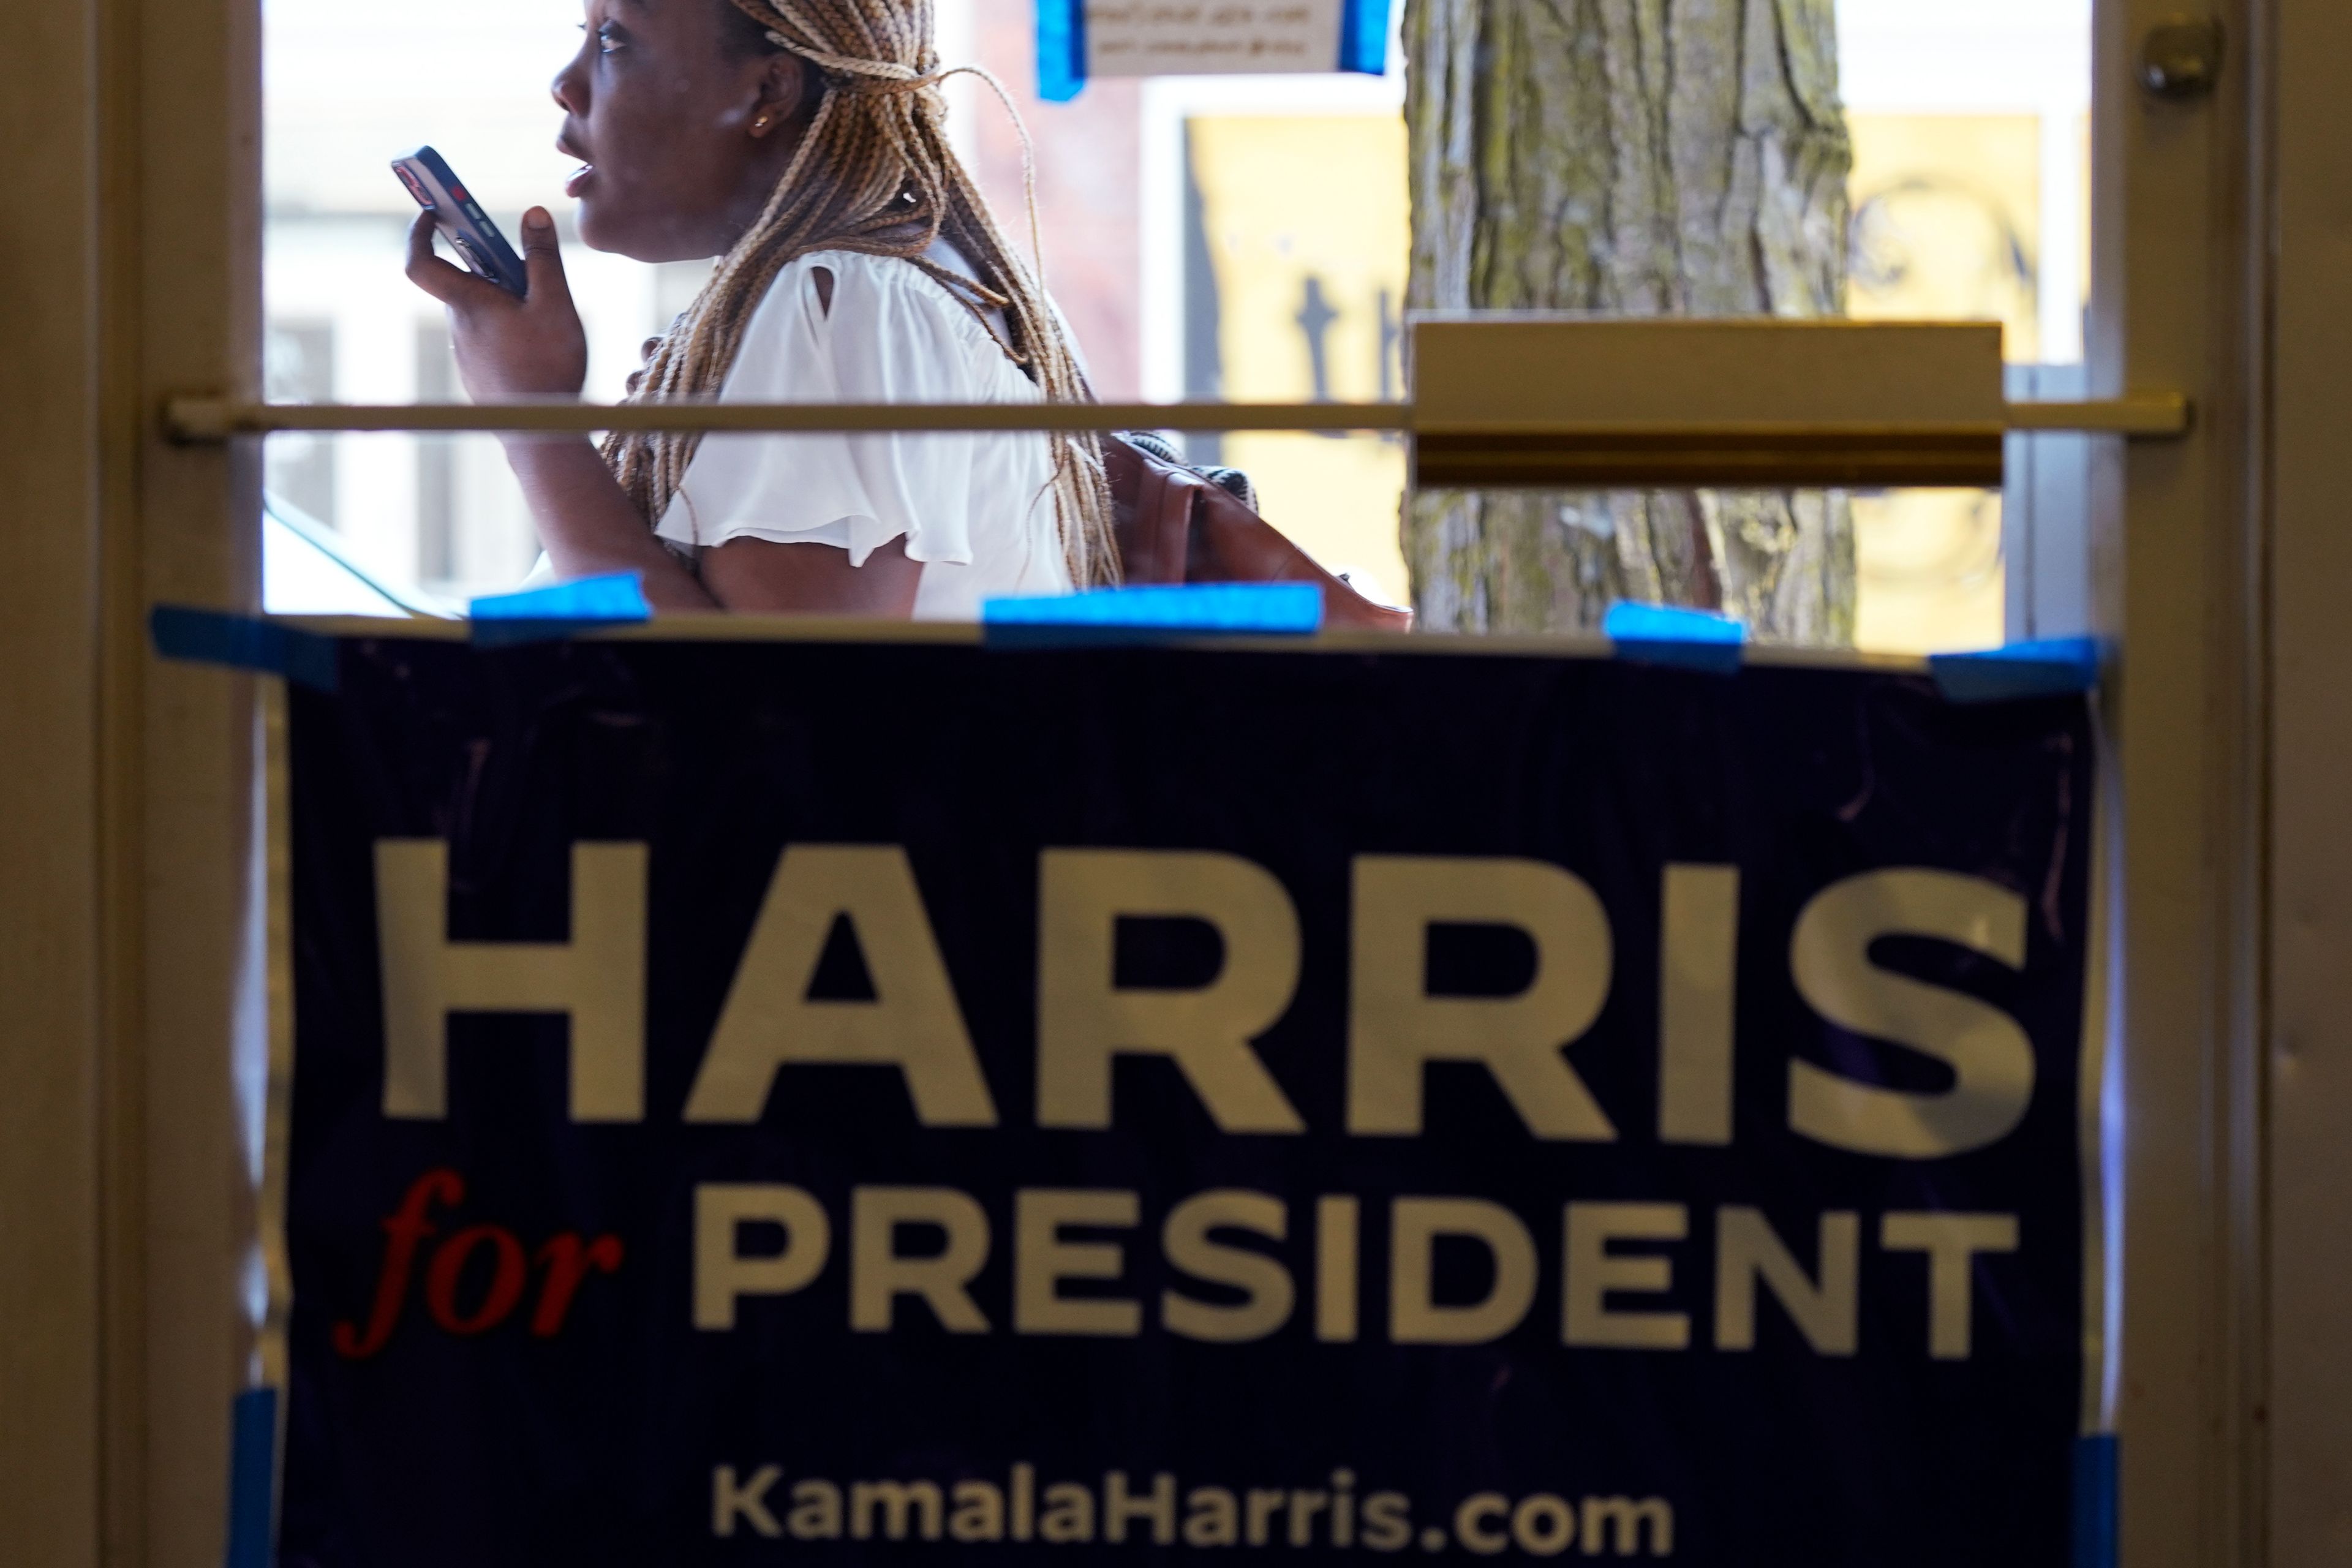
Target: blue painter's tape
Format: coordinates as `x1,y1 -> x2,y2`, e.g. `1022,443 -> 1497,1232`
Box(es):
1037,0 -> 1085,102
985,582 -> 1323,647
1340,0 -> 1393,73
224,1386 -> 279,1568
470,572 -> 650,648
471,572 -> 649,623
1930,636 -> 2103,704
2073,1434 -> 2119,1568
1603,601 -> 1746,676
150,605 -> 339,692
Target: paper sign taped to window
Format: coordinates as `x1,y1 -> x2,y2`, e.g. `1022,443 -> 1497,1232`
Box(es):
1088,1 -> 1343,75
1037,0 -> 1390,100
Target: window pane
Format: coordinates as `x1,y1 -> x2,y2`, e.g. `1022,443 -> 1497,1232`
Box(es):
263,0 -> 2087,648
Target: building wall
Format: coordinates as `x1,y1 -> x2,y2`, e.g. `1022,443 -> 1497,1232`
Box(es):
966,1 -> 1145,399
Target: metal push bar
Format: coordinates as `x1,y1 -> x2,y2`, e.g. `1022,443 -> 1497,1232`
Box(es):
162,320 -> 2190,489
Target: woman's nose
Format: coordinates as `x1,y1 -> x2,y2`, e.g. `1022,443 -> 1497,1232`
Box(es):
551,55 -> 588,116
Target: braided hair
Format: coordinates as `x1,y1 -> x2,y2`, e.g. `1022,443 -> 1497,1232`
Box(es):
601,0 -> 1119,586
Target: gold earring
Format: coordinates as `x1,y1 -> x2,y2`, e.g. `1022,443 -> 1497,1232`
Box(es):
752,113 -> 770,132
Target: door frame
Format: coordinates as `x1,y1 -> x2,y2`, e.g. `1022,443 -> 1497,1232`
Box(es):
2260,0 -> 2352,1561
2094,0 -> 2271,1563
0,0 -> 263,1562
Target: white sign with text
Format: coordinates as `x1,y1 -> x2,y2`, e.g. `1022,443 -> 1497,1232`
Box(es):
1084,0 -> 1349,77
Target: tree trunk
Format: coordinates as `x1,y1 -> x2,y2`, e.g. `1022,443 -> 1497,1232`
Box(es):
1403,0 -> 1856,643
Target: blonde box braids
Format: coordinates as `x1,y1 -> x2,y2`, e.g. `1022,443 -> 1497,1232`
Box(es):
600,0 -> 1120,587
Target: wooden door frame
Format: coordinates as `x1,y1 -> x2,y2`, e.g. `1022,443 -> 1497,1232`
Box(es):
2261,0 -> 2352,1561
2094,0 -> 2272,1563
0,0 -> 262,1561
0,0 -> 111,1552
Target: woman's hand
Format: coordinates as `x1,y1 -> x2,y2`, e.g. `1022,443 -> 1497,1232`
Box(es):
405,206 -> 588,402
404,205 -> 722,614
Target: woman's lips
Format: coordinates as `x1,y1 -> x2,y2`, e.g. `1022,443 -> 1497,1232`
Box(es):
565,164 -> 595,198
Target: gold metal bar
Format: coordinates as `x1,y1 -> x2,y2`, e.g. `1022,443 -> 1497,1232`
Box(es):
2002,392 -> 2192,435
162,397 -> 1411,440
162,395 -> 2195,442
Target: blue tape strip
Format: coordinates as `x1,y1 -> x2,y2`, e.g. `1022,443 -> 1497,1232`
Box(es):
223,1386 -> 279,1568
985,582 -> 1323,647
1037,0 -> 1085,102
2073,1434 -> 2119,1568
1602,601 -> 1746,676
471,572 -> 650,622
1930,636 -> 2102,704
150,605 -> 339,692
470,572 -> 650,648
1340,0 -> 1393,73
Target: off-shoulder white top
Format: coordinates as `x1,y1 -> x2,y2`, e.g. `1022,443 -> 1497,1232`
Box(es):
650,242 -> 1073,619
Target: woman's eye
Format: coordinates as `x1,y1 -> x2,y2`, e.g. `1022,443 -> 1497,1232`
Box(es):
595,23 -> 627,53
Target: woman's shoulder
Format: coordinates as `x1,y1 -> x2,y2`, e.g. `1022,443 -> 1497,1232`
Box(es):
795,250 -> 1006,341
725,248 -> 1039,405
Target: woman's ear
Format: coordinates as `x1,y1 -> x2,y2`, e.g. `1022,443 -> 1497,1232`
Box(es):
747,54 -> 810,138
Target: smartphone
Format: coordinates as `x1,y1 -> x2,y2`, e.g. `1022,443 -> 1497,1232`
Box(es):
391,146 -> 529,298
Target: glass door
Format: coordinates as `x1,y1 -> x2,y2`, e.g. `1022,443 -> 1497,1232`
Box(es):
37,0 -> 2265,1558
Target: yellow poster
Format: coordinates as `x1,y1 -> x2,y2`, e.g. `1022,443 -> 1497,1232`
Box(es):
1186,115 -> 1412,609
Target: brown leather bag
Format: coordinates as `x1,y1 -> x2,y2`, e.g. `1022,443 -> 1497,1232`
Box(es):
1104,435 -> 1414,632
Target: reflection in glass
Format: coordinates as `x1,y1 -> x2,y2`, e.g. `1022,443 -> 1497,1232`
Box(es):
263,0 -> 2084,646
1852,491 -> 2004,654
263,322 -> 337,527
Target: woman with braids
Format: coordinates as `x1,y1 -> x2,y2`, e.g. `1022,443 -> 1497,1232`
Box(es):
404,0 -> 1112,616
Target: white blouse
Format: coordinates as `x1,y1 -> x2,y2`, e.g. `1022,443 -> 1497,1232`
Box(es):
650,243 -> 1075,619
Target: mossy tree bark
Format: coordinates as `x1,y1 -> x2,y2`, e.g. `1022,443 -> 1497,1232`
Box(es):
1404,0 -> 1857,641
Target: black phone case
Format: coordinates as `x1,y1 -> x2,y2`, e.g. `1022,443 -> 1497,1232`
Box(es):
391,146 -> 529,298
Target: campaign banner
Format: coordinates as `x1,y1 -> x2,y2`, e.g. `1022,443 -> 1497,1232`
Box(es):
275,632 -> 2100,1567
1036,1 -> 1393,101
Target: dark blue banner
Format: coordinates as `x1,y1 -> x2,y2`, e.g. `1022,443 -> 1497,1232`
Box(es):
277,633 -> 2098,1566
